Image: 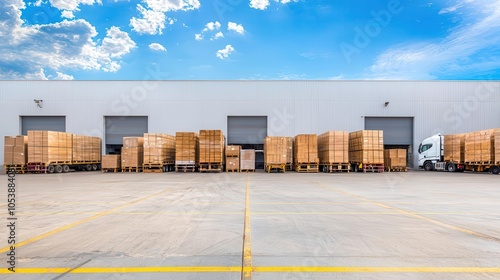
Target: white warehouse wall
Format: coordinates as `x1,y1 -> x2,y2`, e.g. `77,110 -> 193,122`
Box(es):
1,80 -> 499,169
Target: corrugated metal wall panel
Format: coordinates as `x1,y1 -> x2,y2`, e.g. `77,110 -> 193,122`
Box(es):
1,81 -> 500,168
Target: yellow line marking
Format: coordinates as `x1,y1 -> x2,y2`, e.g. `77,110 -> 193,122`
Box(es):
0,189 -> 172,253
313,182 -> 500,242
253,267 -> 500,273
242,173 -> 252,280
0,267 -> 241,274
2,267 -> 500,274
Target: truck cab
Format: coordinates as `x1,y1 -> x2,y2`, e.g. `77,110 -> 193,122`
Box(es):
418,134 -> 442,171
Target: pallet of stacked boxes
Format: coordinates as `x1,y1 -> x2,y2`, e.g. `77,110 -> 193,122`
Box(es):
121,137 -> 143,172
264,136 -> 291,173
143,133 -> 176,173
102,155 -> 121,173
349,130 -> 384,172
226,145 -> 240,172
384,149 -> 407,172
318,131 -> 349,173
3,136 -> 28,174
199,130 -> 225,172
175,132 -> 199,172
27,130 -> 101,173
464,129 -> 500,173
294,134 -> 319,173
240,149 -> 256,172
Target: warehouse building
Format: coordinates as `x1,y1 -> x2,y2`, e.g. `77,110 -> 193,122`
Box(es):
1,80 -> 499,170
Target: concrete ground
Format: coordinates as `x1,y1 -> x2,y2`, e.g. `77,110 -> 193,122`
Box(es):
0,170 -> 499,279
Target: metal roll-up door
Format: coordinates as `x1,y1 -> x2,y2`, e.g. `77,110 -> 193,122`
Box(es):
365,117 -> 413,145
227,116 -> 267,145
21,116 -> 66,135
105,116 -> 148,153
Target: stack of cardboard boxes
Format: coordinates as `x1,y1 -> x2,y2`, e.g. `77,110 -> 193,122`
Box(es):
102,155 -> 121,170
264,137 -> 291,165
384,149 -> 407,168
27,131 -> 72,164
318,131 -> 349,164
226,145 -> 240,171
199,130 -> 225,164
349,130 -> 384,164
444,134 -> 465,163
240,149 -> 255,171
496,130 -> 500,164
294,134 -> 318,164
175,132 -> 199,166
121,137 -> 143,169
72,135 -> 100,162
4,136 -> 28,165
143,133 -> 175,166
464,129 -> 498,163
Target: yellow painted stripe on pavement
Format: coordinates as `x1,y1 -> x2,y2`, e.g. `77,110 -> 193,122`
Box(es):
0,189 -> 171,253
242,173 -> 252,279
2,267 -> 500,274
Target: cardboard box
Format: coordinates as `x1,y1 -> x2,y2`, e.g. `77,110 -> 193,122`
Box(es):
4,146 -> 14,165
121,147 -> 143,168
318,131 -> 349,164
384,149 -> 406,167
264,136 -> 291,164
102,155 -> 121,169
240,149 -> 255,170
175,132 -> 199,165
348,130 -> 384,164
143,133 -> 175,165
123,137 -> 144,148
5,136 -> 16,147
199,130 -> 225,164
226,145 -> 240,157
226,157 -> 240,171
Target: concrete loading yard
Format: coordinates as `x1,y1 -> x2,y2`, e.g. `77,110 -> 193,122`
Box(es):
1,171 -> 499,279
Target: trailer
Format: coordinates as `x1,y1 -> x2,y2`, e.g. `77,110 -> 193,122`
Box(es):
418,132 -> 500,174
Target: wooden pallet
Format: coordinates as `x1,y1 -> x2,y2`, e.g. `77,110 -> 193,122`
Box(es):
385,166 -> 408,172
295,163 -> 319,173
102,168 -> 119,173
266,163 -> 286,173
241,169 -> 255,173
143,164 -> 164,173
175,164 -> 197,172
199,163 -> 223,173
121,167 -> 142,173
361,163 -> 385,173
226,169 -> 240,172
320,163 -> 350,173
4,164 -> 26,174
466,161 -> 494,165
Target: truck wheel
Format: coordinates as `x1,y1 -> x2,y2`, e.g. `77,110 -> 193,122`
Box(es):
447,163 -> 456,172
55,165 -> 63,173
92,164 -> 98,171
491,166 -> 500,175
62,165 -> 70,173
85,164 -> 92,171
424,162 -> 433,171
46,165 -> 55,174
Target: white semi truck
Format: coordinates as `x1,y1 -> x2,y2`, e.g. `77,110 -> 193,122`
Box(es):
418,133 -> 500,174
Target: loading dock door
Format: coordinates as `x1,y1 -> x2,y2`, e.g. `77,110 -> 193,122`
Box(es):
21,116 -> 66,135
365,117 -> 414,167
105,116 -> 148,154
227,116 -> 267,169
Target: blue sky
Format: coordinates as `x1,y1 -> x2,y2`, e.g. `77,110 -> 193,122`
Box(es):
1,0 -> 499,80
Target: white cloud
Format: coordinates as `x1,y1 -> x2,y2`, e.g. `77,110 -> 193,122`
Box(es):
227,22 -> 245,35
34,0 -> 44,7
142,0 -> 200,12
194,33 -> 203,41
250,0 -> 269,10
204,21 -> 221,31
54,72 -> 74,80
130,4 -> 166,35
149,43 -> 167,51
366,0 -> 500,79
249,0 -> 297,10
211,31 -> 224,40
49,0 -> 101,11
61,10 -> 75,18
216,45 -> 235,60
0,1 -> 136,79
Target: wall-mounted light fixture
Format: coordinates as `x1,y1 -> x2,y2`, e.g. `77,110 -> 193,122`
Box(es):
384,101 -> 390,107
34,99 -> 43,108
